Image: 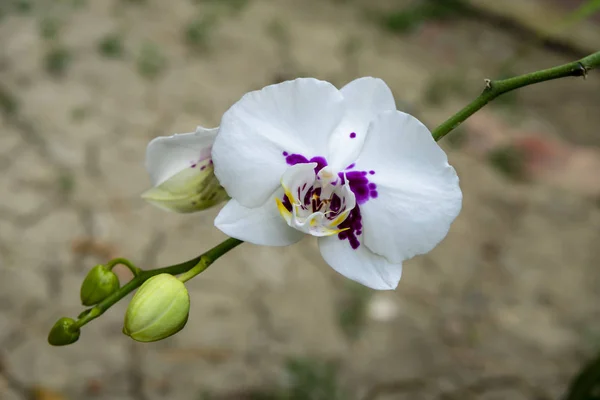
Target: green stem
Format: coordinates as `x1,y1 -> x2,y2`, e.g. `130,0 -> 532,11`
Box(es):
432,50 -> 600,141
67,50 -> 600,335
177,260 -> 209,283
73,238 -> 242,329
105,257 -> 142,276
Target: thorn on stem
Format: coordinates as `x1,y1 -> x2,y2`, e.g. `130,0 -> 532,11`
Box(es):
575,62 -> 588,79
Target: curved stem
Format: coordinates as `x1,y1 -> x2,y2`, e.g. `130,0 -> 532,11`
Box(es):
432,50 -> 600,141
105,257 -> 142,276
73,238 -> 242,329
65,50 -> 600,336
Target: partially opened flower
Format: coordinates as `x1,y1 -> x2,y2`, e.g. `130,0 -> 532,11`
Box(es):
143,126 -> 229,213
212,77 -> 462,290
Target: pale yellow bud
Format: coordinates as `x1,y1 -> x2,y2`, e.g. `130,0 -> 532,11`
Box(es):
142,161 -> 228,213
123,274 -> 190,342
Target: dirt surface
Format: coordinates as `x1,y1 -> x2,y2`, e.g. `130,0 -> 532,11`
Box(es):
1,0 -> 600,399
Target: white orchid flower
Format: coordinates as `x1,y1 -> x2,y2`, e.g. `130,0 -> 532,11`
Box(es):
210,77 -> 462,290
143,126 -> 229,213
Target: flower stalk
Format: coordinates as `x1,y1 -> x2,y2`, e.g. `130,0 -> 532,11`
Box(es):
432,50 -> 600,141
49,50 -> 600,344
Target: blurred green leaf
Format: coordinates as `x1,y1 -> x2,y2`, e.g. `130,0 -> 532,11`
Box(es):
44,46 -> 71,77
98,34 -> 125,58
136,42 -> 166,79
564,353 -> 600,400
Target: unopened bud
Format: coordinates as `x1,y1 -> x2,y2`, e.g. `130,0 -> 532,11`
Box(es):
80,264 -> 120,306
142,161 -> 228,213
48,317 -> 80,346
123,274 -> 190,342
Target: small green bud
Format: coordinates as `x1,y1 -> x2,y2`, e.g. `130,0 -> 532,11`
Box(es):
80,264 -> 120,306
48,317 -> 80,346
141,161 -> 229,213
123,274 -> 190,342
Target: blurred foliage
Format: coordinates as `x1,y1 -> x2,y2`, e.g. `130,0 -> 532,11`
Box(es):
44,46 -> 71,77
0,85 -> 19,116
201,357 -> 347,400
563,0 -> 600,27
382,0 -> 467,34
136,42 -> 167,80
193,0 -> 250,15
38,17 -> 61,41
98,34 -> 125,59
337,281 -> 371,341
423,73 -> 467,106
487,145 -> 527,181
184,14 -> 218,53
564,353 -> 600,400
445,127 -> 467,149
70,105 -> 90,122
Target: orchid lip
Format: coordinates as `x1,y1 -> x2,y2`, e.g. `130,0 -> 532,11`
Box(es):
276,163 -> 356,237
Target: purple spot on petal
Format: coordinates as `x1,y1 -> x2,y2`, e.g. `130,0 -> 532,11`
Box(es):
190,163 -> 197,168
369,170 -> 375,175
368,183 -> 376,189
200,165 -> 206,170
370,191 -> 378,198
346,163 -> 355,170
349,132 -> 356,139
285,153 -> 309,166
283,151 -> 289,156
284,153 -> 328,173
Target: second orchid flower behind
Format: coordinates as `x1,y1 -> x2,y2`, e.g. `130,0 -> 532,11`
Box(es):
143,126 -> 229,213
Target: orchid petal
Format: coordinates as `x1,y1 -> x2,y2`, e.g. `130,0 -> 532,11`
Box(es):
215,191 -> 305,246
318,235 -> 402,290
355,110 -> 462,264
212,78 -> 345,208
327,77 -> 396,171
146,126 -> 217,186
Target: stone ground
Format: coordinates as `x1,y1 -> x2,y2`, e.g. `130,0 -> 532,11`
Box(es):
1,0 -> 600,399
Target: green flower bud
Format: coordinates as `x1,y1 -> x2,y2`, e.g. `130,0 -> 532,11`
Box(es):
80,264 -> 120,306
48,317 -> 80,346
141,161 -> 229,214
123,274 -> 190,342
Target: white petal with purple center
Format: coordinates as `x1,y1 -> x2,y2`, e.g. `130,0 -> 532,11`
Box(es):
212,78 -> 346,208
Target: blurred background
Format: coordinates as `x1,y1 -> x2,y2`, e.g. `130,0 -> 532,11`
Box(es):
1,0 -> 600,399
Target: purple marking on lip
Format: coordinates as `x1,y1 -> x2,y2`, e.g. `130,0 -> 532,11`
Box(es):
349,132 -> 356,139
284,153 -> 328,173
200,165 -> 206,170
281,151 -> 377,250
337,207 -> 362,249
